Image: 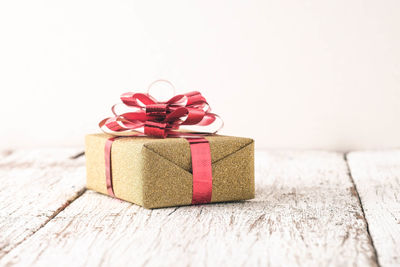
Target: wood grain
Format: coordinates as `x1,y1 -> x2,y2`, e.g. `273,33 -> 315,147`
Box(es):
347,150 -> 400,267
0,151 -> 377,267
0,149 -> 86,258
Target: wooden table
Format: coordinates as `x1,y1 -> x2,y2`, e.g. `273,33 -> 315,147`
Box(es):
0,149 -> 399,267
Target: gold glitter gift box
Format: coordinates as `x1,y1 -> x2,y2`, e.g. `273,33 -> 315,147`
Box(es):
85,133 -> 254,209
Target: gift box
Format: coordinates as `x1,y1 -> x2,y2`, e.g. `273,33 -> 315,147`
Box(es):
86,80 -> 255,208
85,133 -> 254,209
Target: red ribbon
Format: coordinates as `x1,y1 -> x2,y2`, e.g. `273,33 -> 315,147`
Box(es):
99,90 -> 223,138
188,138 -> 213,204
101,82 -> 222,205
104,137 -> 117,198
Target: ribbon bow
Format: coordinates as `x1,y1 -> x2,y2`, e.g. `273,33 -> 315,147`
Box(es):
99,80 -> 223,138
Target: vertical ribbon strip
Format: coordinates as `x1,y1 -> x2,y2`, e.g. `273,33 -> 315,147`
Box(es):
187,138 -> 213,204
104,137 -> 213,205
105,137 -> 118,197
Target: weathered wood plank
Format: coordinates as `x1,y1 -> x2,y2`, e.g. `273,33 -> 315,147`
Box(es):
347,150 -> 400,267
0,149 -> 86,258
0,151 -> 377,266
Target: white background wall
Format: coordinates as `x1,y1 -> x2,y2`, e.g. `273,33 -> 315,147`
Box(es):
1,0 -> 400,151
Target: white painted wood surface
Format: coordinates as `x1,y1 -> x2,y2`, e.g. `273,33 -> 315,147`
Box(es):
0,149 -> 86,257
347,150 -> 400,267
0,151 -> 378,267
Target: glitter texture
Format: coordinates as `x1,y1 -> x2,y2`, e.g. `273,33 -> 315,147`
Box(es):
85,133 -> 254,209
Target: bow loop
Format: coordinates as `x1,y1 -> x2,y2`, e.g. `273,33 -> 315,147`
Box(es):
99,82 -> 223,137
121,93 -> 156,108
166,94 -> 188,107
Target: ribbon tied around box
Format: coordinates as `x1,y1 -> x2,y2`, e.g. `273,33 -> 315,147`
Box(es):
99,80 -> 223,205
